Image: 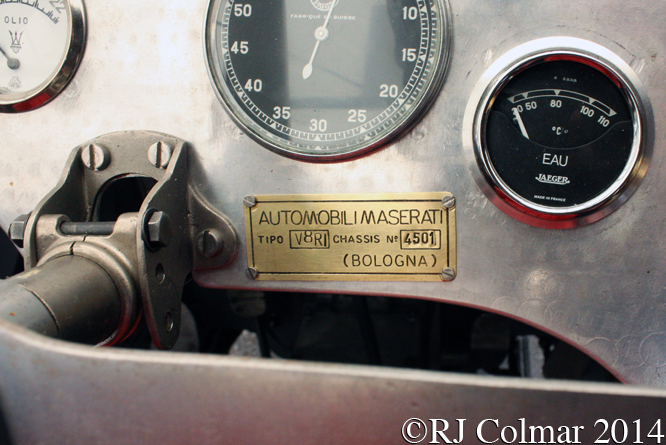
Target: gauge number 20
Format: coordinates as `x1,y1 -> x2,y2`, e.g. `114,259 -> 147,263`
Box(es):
380,84 -> 399,98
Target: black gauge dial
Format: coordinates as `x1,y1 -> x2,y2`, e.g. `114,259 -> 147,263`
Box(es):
484,57 -> 641,212
205,0 -> 450,160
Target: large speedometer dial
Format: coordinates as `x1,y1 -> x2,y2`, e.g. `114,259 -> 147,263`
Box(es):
205,0 -> 450,160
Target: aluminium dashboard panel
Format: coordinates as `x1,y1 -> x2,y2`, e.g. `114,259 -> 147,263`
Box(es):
0,0 -> 665,386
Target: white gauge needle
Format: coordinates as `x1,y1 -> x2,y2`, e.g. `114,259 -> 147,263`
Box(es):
0,45 -> 19,70
512,107 -> 530,139
302,0 -> 338,79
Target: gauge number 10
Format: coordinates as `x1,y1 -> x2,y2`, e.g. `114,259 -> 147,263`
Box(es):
403,6 -> 418,20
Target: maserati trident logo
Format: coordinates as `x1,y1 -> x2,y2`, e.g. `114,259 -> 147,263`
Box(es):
9,30 -> 23,53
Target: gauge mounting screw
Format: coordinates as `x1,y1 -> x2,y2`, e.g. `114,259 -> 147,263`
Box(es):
246,267 -> 259,280
442,195 -> 455,209
81,144 -> 110,171
243,196 -> 257,208
148,141 -> 172,169
441,268 -> 456,281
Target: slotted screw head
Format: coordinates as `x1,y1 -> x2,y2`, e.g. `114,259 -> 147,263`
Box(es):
441,268 -> 456,281
197,229 -> 224,258
148,141 -> 172,169
442,195 -> 455,209
81,144 -> 110,171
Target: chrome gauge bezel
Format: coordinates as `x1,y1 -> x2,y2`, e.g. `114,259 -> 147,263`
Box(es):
204,0 -> 451,162
0,0 -> 86,113
464,37 -> 652,229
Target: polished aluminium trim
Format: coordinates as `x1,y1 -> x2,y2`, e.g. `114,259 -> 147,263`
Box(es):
2,319 -> 666,444
0,0 -> 86,113
464,37 -> 653,229
203,0 -> 452,162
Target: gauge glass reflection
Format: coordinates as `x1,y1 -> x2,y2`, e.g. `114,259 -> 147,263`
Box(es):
0,0 -> 85,112
483,57 -> 642,212
206,0 -> 450,159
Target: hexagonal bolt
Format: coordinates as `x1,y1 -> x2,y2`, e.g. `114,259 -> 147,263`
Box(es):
80,144 -> 110,171
147,211 -> 172,248
442,195 -> 455,209
243,195 -> 257,208
246,267 -> 259,280
441,267 -> 456,281
197,229 -> 224,258
8,213 -> 30,248
147,141 -> 173,169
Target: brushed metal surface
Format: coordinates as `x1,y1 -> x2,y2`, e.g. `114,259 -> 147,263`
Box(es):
1,0 -> 666,385
1,320 -> 666,444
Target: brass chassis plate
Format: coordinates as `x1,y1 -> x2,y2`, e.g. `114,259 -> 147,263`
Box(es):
244,193 -> 457,281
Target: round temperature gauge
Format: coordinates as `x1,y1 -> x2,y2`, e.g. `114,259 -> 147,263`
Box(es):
0,0 -> 86,112
205,0 -> 450,160
468,38 -> 650,228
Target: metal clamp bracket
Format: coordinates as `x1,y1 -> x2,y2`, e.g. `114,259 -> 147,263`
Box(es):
16,131 -> 237,348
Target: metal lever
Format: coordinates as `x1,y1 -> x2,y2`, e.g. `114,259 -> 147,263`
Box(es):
0,255 -> 120,344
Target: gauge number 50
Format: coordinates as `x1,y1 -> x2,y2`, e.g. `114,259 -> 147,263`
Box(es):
234,4 -> 252,16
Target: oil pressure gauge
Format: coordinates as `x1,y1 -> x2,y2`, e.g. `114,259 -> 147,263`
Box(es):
205,0 -> 450,160
466,38 -> 651,228
0,0 -> 86,112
